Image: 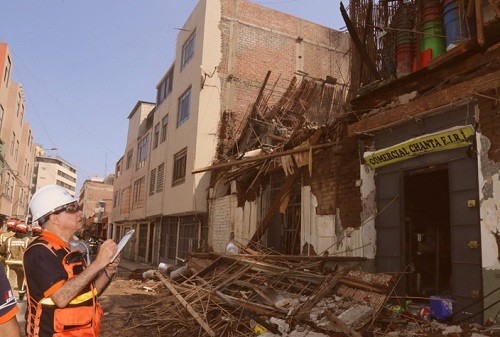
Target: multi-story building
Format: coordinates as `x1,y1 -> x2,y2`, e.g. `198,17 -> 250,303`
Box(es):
78,176 -> 114,239
32,145 -> 77,196
111,0 -> 350,265
0,42 -> 35,222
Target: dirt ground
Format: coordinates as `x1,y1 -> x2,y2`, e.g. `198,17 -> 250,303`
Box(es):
99,273 -> 166,337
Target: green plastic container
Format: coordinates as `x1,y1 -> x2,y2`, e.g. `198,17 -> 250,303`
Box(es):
421,20 -> 445,57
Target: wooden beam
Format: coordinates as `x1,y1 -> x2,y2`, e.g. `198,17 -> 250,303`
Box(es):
248,168 -> 302,243
290,273 -> 342,322
192,142 -> 341,174
340,2 -> 381,80
348,67 -> 500,135
476,0 -> 485,45
156,272 -> 216,337
487,0 -> 500,17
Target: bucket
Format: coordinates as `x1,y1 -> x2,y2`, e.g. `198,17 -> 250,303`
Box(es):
421,20 -> 445,57
413,48 -> 433,71
395,31 -> 414,45
442,0 -> 470,48
430,295 -> 453,321
395,43 -> 415,77
421,1 -> 442,22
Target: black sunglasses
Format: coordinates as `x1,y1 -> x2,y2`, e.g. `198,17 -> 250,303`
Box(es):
53,202 -> 81,215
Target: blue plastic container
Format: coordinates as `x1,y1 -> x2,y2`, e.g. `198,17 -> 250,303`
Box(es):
430,295 -> 453,320
442,0 -> 469,48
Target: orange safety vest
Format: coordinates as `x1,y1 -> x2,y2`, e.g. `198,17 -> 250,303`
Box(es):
23,234 -> 103,337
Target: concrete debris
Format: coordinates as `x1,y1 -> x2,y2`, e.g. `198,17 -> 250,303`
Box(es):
337,304 -> 374,329
442,325 -> 463,334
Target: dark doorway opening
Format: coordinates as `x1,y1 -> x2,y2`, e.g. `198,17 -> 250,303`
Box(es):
404,167 -> 451,296
263,171 -> 301,255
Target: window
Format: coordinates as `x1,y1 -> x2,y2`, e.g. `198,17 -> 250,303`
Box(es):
177,88 -> 191,127
157,163 -> 165,192
14,140 -> 19,161
181,31 -> 196,69
113,191 -> 119,208
5,172 -> 11,199
161,115 -> 168,143
10,132 -> 15,155
132,177 -> 145,209
115,159 -> 122,177
16,95 -> 21,117
149,168 -> 156,195
157,68 -> 173,105
172,148 -> 187,186
57,170 -> 77,183
137,136 -> 148,169
19,104 -> 24,125
3,56 -> 11,87
126,150 -> 133,170
0,105 -> 4,131
153,123 -> 160,149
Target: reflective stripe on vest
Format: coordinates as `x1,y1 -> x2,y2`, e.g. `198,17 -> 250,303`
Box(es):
39,288 -> 97,306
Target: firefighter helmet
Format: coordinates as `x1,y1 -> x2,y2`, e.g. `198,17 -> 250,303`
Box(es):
29,185 -> 78,223
15,222 -> 28,233
6,218 -> 19,231
32,223 -> 43,235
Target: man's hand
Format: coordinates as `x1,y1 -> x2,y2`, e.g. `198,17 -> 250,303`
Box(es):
93,239 -> 117,270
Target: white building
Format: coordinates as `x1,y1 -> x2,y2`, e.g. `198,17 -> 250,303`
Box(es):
32,145 -> 77,196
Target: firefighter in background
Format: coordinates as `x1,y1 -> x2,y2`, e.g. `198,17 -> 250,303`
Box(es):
4,222 -> 30,300
0,219 -> 19,270
29,222 -> 43,243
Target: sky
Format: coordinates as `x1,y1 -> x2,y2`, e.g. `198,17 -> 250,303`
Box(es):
0,0 -> 345,191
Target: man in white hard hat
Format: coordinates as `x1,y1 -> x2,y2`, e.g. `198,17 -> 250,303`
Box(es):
23,184 -> 119,337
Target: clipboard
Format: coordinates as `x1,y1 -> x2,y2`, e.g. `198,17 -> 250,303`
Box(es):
111,229 -> 135,261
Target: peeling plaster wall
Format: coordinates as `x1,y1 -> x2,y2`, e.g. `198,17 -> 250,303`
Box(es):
477,128 -> 500,322
360,165 -> 377,260
477,131 -> 500,270
301,186 -> 367,257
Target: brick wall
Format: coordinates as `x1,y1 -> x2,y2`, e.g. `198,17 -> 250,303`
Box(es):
478,89 -> 500,162
308,137 -> 362,228
218,0 -> 349,153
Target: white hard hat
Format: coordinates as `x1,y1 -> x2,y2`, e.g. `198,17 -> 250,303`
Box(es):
29,185 -> 78,223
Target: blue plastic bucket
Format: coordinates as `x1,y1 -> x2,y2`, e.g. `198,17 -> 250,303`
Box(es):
442,0 -> 469,47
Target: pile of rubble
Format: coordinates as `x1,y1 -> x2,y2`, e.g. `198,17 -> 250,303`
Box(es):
118,248 -> 499,337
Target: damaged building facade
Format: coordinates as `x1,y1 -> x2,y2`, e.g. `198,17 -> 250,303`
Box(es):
347,0 -> 500,324
205,0 -> 500,326
110,0 -> 349,265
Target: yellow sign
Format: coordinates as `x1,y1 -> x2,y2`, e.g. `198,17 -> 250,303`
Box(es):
364,125 -> 475,169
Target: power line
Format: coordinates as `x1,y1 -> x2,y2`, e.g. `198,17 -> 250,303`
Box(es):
1,38 -> 118,157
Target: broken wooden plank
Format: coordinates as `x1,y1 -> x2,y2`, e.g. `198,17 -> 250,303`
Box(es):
249,168 -> 302,243
156,271 -> 216,337
290,272 -> 342,322
215,290 -> 282,335
476,0 -> 485,45
192,141 -> 341,174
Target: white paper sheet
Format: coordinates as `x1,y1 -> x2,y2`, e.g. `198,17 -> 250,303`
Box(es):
111,229 -> 135,262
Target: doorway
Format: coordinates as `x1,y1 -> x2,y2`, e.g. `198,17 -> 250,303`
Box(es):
404,167 -> 451,296
261,171 -> 302,255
